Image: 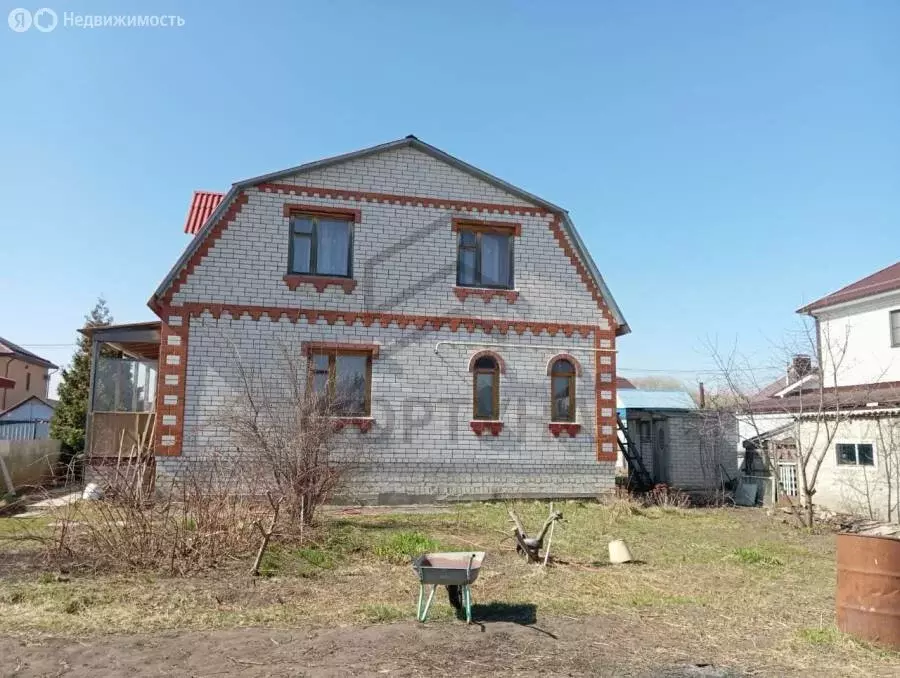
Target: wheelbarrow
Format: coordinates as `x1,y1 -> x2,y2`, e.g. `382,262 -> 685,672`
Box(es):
412,551 -> 485,623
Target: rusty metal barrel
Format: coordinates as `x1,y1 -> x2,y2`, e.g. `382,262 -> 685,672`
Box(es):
836,532 -> 900,648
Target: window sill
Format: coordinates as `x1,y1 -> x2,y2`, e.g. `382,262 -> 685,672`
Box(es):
470,420 -> 503,436
283,274 -> 357,294
331,417 -> 374,433
454,287 -> 519,304
549,422 -> 581,438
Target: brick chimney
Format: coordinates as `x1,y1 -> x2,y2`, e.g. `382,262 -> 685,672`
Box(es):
787,354 -> 813,383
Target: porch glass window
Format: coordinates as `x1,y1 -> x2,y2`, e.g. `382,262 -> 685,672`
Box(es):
91,355 -> 157,413
290,216 -> 352,277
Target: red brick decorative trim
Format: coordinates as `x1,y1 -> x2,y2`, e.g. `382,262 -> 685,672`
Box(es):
283,274 -> 357,294
470,420 -> 503,436
548,216 -> 615,329
157,192 -> 250,308
302,341 -> 381,358
546,353 -> 583,377
468,350 -> 506,374
175,302 -> 598,339
595,331 -> 617,462
283,203 -> 362,222
154,184 -> 616,326
331,417 -> 374,433
258,183 -> 547,218
451,217 -> 522,236
454,287 -> 519,304
549,422 -> 582,438
154,317 -> 189,457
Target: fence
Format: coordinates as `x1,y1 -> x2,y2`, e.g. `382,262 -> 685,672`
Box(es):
0,420 -> 50,441
0,439 -> 62,491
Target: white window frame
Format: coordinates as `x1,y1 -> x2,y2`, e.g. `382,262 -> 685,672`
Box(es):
835,441 -> 877,468
890,309 -> 900,348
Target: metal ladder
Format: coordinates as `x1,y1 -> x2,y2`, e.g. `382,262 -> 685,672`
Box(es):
616,415 -> 655,491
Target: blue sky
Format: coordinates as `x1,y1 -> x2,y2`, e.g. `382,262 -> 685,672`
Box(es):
1,0 -> 898,394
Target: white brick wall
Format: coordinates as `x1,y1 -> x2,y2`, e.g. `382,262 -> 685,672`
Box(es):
159,145 -> 617,500
624,412 -> 737,491
171,148 -> 607,329
156,313 -> 614,500
281,146 -> 535,206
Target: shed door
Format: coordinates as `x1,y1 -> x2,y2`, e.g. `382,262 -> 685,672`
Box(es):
653,421 -> 670,484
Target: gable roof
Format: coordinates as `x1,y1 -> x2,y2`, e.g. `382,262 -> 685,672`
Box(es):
152,136 -> 629,335
0,395 -> 56,419
184,191 -> 224,235
0,336 -> 57,369
798,260 -> 900,314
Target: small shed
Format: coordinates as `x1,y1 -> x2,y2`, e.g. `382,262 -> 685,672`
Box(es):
617,389 -> 737,492
0,396 -> 55,440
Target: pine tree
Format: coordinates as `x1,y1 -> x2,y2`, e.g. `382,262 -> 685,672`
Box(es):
50,298 -> 113,452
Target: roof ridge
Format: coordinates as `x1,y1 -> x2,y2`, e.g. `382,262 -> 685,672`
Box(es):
798,260 -> 900,313
0,336 -> 58,369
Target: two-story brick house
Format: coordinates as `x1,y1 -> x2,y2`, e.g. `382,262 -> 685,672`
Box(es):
89,137 -> 629,502
744,261 -> 900,517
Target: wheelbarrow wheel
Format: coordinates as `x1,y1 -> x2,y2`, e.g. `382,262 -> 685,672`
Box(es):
446,585 -> 462,611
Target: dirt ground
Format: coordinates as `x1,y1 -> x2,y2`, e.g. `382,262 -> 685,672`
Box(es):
3,502 -> 899,677
1,617 -> 753,678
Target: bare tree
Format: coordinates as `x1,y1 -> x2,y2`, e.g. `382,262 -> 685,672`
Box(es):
223,339 -> 368,526
708,320 -> 855,527
876,417 -> 900,521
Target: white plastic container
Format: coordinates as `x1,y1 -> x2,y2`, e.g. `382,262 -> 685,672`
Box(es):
608,539 -> 634,564
82,482 -> 103,500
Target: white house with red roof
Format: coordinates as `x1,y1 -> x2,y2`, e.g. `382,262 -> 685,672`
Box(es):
743,261 -> 900,518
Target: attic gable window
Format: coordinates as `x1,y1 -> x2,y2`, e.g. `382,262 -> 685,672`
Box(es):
290,216 -> 351,277
453,219 -> 519,290
285,205 -> 360,280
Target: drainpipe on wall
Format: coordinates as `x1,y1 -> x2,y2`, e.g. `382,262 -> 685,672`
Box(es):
45,366 -> 58,400
1,358 -> 13,410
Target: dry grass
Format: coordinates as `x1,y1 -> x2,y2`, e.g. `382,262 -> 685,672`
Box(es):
1,499 -> 898,676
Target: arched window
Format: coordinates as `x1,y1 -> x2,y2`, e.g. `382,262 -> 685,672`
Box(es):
472,355 -> 500,420
550,358 -> 576,422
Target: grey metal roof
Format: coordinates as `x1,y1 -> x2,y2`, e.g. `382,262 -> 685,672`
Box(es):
617,389 -> 698,411
151,136 -> 629,334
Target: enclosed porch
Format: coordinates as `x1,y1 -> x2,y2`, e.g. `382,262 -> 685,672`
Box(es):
83,321 -> 161,465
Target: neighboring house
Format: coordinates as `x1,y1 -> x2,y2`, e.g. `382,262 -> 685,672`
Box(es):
0,395 -> 56,440
0,337 -> 57,411
743,261 -> 900,518
84,136 -> 629,502
617,389 -> 737,492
